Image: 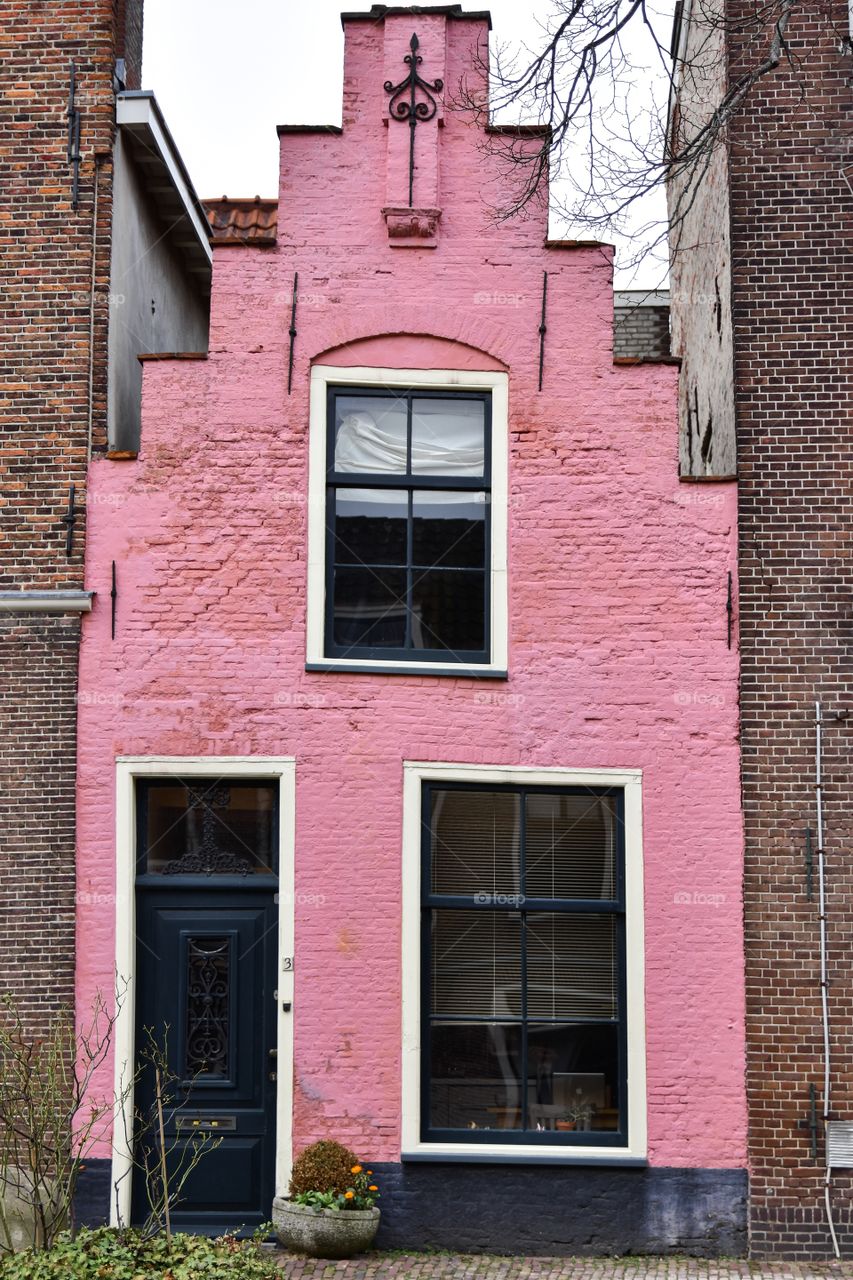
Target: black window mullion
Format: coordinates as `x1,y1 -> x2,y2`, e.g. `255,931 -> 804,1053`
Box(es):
405,489 -> 413,650
327,473 -> 487,490
424,894 -> 620,912
325,482 -> 337,661
519,791 -> 528,1132
520,911 -> 528,1133
406,392 -> 413,474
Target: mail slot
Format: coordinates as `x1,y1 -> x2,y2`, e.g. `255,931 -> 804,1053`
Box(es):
175,1116 -> 237,1132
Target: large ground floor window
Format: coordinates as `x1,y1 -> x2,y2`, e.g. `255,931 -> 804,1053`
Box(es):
403,763 -> 646,1159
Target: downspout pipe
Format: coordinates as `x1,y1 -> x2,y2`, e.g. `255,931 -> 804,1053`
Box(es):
816,701 -> 840,1258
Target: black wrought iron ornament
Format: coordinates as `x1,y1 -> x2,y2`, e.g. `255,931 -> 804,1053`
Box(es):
62,483 -> 78,557
384,33 -> 443,207
162,784 -> 253,876
185,936 -> 230,1077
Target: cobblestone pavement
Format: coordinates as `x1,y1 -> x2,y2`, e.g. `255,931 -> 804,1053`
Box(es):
272,1253 -> 853,1279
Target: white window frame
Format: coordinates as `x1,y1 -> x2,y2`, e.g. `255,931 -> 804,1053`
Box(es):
306,365 -> 509,676
401,761 -> 648,1162
110,755 -> 296,1226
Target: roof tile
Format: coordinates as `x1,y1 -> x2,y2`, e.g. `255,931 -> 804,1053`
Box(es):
203,197 -> 278,246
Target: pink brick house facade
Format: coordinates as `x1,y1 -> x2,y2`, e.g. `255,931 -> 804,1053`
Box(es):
74,4 -> 747,1252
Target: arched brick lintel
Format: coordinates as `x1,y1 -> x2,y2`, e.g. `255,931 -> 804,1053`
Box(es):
307,309 -> 511,373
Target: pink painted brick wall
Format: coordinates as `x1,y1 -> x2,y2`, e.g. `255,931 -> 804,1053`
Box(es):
76,9 -> 745,1172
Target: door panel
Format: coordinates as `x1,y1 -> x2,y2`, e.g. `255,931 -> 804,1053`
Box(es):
133,888 -> 278,1234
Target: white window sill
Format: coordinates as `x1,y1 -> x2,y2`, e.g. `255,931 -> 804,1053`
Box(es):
305,660 -> 507,679
401,1144 -> 647,1167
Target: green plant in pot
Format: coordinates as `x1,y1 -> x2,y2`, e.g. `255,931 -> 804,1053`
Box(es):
272,1140 -> 380,1259
562,1092 -> 596,1132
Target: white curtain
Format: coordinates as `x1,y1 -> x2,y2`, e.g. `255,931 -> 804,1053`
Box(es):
334,408 -> 484,476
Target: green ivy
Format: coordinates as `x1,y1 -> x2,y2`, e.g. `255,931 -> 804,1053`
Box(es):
0,1227 -> 281,1280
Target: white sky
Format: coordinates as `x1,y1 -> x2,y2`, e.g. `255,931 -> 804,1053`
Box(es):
143,0 -> 672,288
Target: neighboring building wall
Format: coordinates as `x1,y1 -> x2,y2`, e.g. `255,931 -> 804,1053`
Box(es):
0,0 -> 142,1031
670,0 -> 853,1256
75,8 -> 746,1252
613,291 -> 671,360
107,129 -> 210,452
667,0 -> 736,479
725,0 -> 853,1257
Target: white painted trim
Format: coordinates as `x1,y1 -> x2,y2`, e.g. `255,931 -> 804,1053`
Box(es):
306,365 -> 509,675
110,755 -> 296,1228
116,94 -> 212,264
400,761 -> 647,1161
0,590 -> 94,613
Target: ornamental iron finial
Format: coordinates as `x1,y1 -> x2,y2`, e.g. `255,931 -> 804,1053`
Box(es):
384,32 -> 444,207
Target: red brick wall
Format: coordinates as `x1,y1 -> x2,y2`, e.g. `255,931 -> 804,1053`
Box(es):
115,0 -> 144,89
0,1 -> 133,1031
727,0 -> 853,1255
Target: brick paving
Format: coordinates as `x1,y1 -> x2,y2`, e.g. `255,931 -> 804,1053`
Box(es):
272,1253 -> 853,1279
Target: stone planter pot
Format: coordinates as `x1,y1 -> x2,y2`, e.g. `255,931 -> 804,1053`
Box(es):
272,1197 -> 380,1258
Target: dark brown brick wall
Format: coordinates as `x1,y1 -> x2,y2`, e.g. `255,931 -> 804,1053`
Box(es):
727,0 -> 853,1256
0,617 -> 80,1025
0,2 -> 140,1031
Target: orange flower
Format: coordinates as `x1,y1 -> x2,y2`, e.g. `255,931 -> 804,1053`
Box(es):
350,1164 -> 362,1174
369,1185 -> 378,1192
366,1170 -> 373,1176
344,1190 -> 354,1200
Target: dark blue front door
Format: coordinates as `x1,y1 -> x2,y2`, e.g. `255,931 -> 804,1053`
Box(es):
133,886 -> 278,1234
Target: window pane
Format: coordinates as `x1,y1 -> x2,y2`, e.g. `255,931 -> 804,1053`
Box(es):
525,794 -> 617,900
430,789 -> 521,896
528,1024 -> 620,1133
412,492 -> 486,569
334,489 -> 407,565
429,1022 -> 522,1131
412,569 -> 485,653
332,567 -> 407,649
140,781 -> 277,875
334,394 -> 408,473
431,910 -> 522,1017
526,913 -> 618,1020
411,398 -> 485,475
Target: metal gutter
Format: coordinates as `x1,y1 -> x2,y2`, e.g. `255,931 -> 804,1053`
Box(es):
0,591 -> 95,614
